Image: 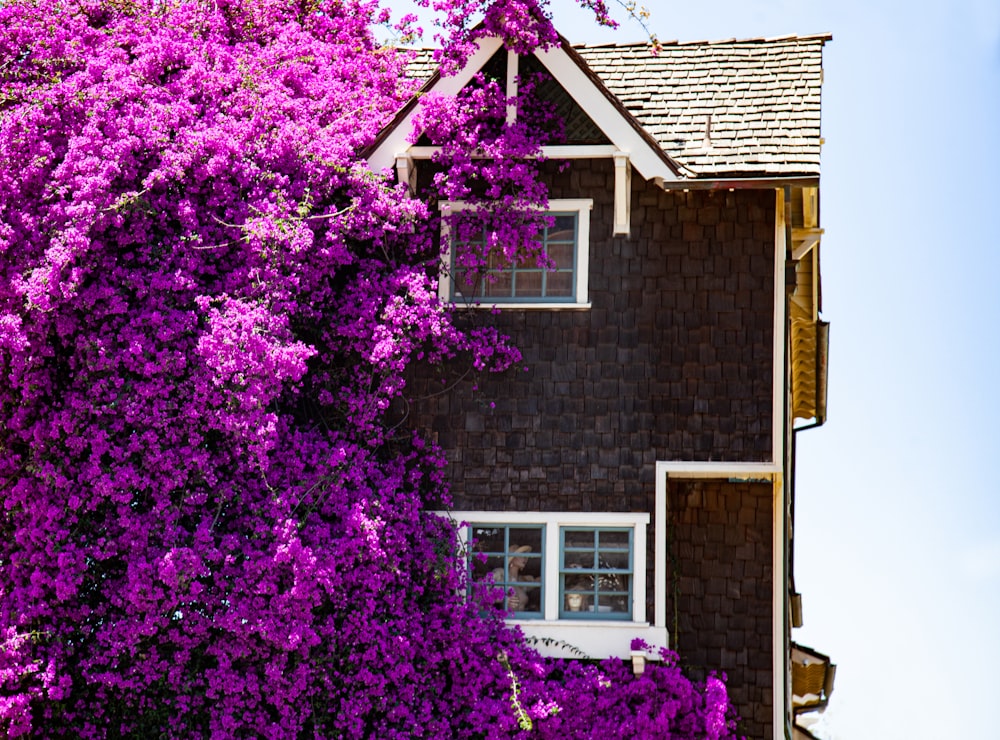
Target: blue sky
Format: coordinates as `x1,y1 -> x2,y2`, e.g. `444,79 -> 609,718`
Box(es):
384,1 -> 1000,736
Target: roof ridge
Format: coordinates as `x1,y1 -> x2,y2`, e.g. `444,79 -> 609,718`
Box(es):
399,32 -> 832,54
574,32 -> 832,49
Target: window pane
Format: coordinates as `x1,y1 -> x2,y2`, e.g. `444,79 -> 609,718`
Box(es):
560,527 -> 633,620
563,530 -> 595,549
509,527 -> 543,553
512,584 -> 541,613
597,587 -> 630,614
599,530 -> 630,549
514,271 -> 543,297
551,214 -> 576,234
470,524 -> 544,619
510,553 -> 541,577
545,272 -> 573,297
546,242 -> 574,268
599,551 -> 630,570
452,269 -> 475,299
483,271 -> 513,298
563,551 -> 594,569
470,554 -> 506,582
471,527 -> 505,552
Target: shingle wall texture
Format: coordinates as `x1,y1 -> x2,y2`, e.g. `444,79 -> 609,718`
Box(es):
666,479 -> 774,739
411,158 -> 776,509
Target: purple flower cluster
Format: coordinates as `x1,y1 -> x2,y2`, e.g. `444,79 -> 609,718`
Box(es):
508,641 -> 739,739
0,0 -> 740,736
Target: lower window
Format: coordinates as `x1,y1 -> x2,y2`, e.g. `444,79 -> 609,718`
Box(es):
438,510 -> 667,659
455,511 -> 647,624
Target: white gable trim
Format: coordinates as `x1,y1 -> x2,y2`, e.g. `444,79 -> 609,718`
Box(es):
532,44 -> 679,183
367,36 -> 505,174
366,37 -> 681,184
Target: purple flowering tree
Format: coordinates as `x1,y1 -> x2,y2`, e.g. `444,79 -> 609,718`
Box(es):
0,0 -> 739,736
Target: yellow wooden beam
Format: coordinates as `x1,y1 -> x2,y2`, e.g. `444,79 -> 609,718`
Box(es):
791,227 -> 823,260
802,186 -> 818,229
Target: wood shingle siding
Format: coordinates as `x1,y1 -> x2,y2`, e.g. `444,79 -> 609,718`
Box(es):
410,158 -> 775,505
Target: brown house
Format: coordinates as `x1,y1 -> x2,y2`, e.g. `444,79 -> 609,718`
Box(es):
369,28 -> 835,740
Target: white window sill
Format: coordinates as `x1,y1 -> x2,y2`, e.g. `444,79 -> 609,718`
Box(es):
452,301 -> 592,311
512,621 -> 669,660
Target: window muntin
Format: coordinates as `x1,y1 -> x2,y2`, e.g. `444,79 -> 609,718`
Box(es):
468,524 -> 544,618
560,527 -> 633,620
452,213 -> 578,303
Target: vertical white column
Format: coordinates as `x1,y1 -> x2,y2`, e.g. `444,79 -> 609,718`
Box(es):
506,50 -> 518,125
613,152 -> 631,236
654,462 -> 667,632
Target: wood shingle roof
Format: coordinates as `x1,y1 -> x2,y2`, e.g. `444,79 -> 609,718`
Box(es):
575,35 -> 829,178
400,33 -> 829,180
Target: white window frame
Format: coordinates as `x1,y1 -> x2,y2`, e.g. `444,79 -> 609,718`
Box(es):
441,510 -> 668,660
438,199 -> 593,310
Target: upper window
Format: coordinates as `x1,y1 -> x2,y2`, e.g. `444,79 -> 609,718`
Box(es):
440,199 -> 592,308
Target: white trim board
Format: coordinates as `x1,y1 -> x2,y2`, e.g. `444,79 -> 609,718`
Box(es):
773,188 -> 787,469
655,461 -> 780,479
367,37 -> 505,174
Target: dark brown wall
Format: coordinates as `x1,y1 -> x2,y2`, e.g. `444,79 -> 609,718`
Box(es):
666,480 -> 774,739
411,159 -> 776,512
409,159 -> 777,737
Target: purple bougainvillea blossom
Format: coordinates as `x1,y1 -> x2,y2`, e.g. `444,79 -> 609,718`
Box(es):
0,0 -> 740,736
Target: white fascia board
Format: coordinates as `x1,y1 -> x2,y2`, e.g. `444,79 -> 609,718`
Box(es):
655,461 -> 780,480
773,189 -> 786,468
533,45 -> 679,183
366,37 -> 505,174
773,473 -> 787,739
406,144 -> 621,160
441,511 -> 648,526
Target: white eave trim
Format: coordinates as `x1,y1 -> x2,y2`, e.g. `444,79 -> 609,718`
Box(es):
403,144 -> 621,160
655,461 -> 780,479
